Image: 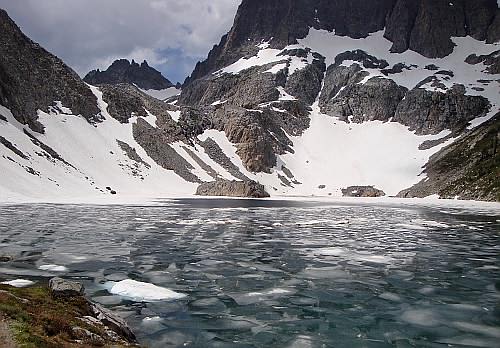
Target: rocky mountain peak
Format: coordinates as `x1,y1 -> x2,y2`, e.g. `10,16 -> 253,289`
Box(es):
185,0 -> 500,85
84,59 -> 174,90
0,8 -> 100,133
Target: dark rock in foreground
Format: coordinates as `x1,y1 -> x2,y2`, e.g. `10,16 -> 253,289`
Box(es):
49,277 -> 84,298
196,179 -> 270,198
342,186 -> 386,197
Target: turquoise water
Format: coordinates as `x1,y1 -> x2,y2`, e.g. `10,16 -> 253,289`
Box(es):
0,199 -> 499,347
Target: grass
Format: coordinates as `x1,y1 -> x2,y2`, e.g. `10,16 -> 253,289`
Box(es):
0,284 -> 134,347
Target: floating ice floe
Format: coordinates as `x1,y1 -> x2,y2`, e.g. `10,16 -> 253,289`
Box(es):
38,264 -> 68,272
109,279 -> 186,302
228,288 -> 295,306
1,279 -> 35,287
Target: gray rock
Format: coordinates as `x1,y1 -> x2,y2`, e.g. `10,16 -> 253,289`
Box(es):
321,75 -> 408,123
0,10 -> 100,133
465,50 -> 500,74
116,140 -> 150,169
84,59 -> 174,90
394,85 -> 491,134
342,186 -> 386,197
0,136 -> 28,159
133,119 -> 201,183
198,138 -> 249,181
319,63 -> 368,112
71,327 -> 105,346
89,302 -> 136,343
381,63 -> 413,75
196,179 -> 270,198
385,0 -> 498,58
186,0 -> 500,88
285,53 -> 326,105
398,112 -> 500,201
184,0 -> 395,85
49,277 -> 84,298
0,255 -> 13,262
487,9 -> 500,43
334,50 -> 389,69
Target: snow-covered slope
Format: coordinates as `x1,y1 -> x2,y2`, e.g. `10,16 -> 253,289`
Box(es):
0,90 -> 197,202
1,3 -> 499,202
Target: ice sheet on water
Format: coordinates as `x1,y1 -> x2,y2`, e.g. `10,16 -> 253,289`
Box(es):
109,279 -> 186,302
38,264 -> 68,272
299,267 -> 350,280
228,288 -> 295,306
401,309 -> 442,327
1,279 -> 35,287
450,322 -> 500,338
379,292 -> 402,302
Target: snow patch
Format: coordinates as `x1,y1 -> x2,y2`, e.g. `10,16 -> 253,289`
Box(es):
109,279 -> 186,302
38,264 -> 68,272
1,279 -> 35,287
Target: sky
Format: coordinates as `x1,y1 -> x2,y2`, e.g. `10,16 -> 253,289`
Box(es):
0,0 -> 241,83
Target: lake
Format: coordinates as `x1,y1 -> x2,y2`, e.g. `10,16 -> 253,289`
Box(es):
0,199 -> 499,347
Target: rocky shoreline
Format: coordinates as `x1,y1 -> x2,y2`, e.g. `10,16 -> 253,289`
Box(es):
0,278 -> 138,347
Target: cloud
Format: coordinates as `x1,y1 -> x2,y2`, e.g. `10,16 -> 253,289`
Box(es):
0,0 -> 241,83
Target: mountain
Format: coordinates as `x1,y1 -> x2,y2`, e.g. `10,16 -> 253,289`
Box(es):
0,9 -> 100,133
84,59 -> 174,91
0,2 -> 499,202
184,0 -> 500,85
178,0 -> 499,198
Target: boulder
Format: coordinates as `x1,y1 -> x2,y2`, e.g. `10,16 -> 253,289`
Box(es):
89,303 -> 136,343
196,179 -> 270,198
342,186 -> 386,197
48,277 -> 84,298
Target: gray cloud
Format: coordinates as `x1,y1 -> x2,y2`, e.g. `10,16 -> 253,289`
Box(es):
0,0 -> 241,83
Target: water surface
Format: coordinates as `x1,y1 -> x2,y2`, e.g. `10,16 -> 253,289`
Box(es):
0,199 -> 499,347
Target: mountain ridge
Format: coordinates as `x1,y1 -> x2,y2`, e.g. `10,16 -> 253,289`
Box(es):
0,3 -> 499,202
185,0 -> 500,85
84,59 -> 174,91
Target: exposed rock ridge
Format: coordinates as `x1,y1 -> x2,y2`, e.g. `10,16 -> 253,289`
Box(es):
84,59 -> 174,90
185,0 -> 500,85
0,8 -> 100,133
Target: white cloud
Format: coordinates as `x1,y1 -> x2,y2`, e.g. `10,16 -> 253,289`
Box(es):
0,0 -> 241,82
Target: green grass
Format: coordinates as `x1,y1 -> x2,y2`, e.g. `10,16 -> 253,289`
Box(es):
0,284 -> 135,347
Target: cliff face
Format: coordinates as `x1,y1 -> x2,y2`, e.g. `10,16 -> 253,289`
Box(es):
185,0 -> 499,85
398,112 -> 500,201
0,9 -> 100,133
176,0 -> 499,200
84,59 -> 174,90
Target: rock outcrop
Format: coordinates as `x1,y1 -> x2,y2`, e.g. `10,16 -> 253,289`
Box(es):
185,0 -> 500,86
465,50 -> 500,74
398,112 -> 500,201
0,279 -> 137,347
384,0 -> 499,58
0,9 -> 100,133
84,59 -> 174,90
196,179 -> 270,198
342,186 -> 386,197
49,277 -> 85,298
321,75 -> 408,123
393,85 -> 491,134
